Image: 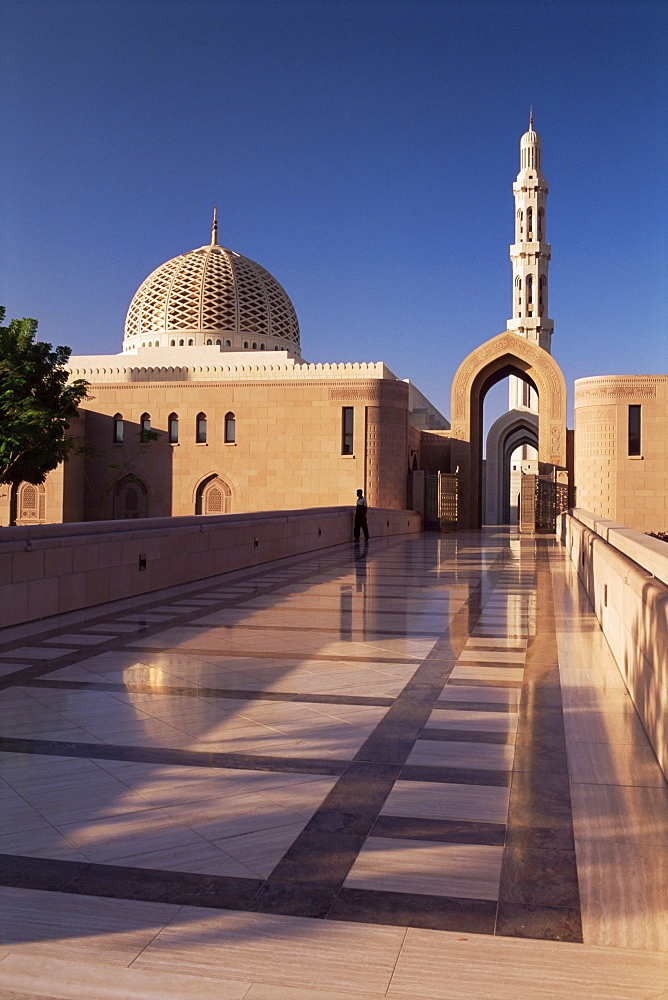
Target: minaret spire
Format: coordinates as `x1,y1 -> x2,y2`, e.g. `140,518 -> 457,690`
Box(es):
210,206 -> 218,246
507,117 -> 553,408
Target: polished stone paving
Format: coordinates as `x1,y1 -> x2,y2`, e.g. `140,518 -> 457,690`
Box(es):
0,529 -> 667,999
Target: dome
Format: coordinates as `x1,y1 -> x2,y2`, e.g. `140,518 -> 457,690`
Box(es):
123,231 -> 300,356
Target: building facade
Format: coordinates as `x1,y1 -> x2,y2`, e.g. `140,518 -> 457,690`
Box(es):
0,214 -> 447,526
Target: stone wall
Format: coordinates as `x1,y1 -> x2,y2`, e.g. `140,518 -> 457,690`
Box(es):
574,375 -> 668,532
559,508 -> 667,778
0,507 -> 421,629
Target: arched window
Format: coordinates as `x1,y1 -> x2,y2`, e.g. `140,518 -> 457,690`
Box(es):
188,339 -> 194,346
140,412 -> 151,434
168,412 -> 179,444
113,475 -> 148,520
216,340 -> 221,346
526,274 -> 533,305
260,343 -> 265,350
195,475 -> 232,515
225,411 -> 236,444
170,340 -> 176,347
517,209 -> 523,240
206,339 -> 212,346
539,274 -> 546,308
179,339 -> 184,347
148,342 -> 153,348
538,208 -> 544,240
17,482 -> 46,524
243,341 -> 249,349
515,276 -> 522,316
113,413 -> 124,443
527,207 -> 533,239
196,412 -> 207,444
252,342 -> 257,349
225,339 -> 231,347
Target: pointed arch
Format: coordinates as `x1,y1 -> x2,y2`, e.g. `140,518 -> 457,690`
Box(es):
450,331 -> 568,528
195,474 -> 233,516
113,474 -> 149,519
16,482 -> 46,524
484,409 -> 539,524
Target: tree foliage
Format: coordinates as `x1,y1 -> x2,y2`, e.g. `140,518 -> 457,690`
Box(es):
0,307 -> 89,487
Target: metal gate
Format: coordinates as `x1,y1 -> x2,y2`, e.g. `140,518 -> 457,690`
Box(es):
425,472 -> 458,531
520,474 -> 572,533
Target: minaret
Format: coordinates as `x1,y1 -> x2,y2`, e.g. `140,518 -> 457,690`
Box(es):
508,112 -> 553,409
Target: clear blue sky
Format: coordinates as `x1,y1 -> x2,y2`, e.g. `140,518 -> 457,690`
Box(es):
1,0 -> 666,426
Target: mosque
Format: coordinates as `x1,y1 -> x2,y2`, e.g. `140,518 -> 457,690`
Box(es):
2,120 -> 666,532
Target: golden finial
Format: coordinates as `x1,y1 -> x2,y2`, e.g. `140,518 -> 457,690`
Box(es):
211,206 -> 218,246
529,106 -> 534,130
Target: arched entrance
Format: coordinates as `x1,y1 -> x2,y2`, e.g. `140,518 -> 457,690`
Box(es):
485,409 -> 538,524
450,332 -> 567,529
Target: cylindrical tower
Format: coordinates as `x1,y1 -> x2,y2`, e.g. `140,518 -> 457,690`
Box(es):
507,114 -> 553,410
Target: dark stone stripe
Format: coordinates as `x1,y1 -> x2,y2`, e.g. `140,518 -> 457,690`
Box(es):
0,737 -> 347,776
496,540 -> 582,942
0,854 -> 262,910
328,887 -> 497,933
134,622 -> 445,638
495,901 -> 582,943
19,678 -> 395,708
263,548 -> 512,892
399,764 -> 511,787
371,815 -> 506,846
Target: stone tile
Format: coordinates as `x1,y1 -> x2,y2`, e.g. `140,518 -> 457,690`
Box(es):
132,906 -> 406,993
0,955 -> 250,999
345,837 -> 504,900
381,780 -> 510,825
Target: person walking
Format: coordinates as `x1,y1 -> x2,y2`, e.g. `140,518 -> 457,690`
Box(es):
354,488 -> 369,542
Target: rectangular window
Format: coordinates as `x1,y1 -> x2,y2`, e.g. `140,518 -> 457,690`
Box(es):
341,407 -> 354,455
628,405 -> 641,456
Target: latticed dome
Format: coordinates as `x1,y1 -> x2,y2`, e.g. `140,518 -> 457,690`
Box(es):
123,232 -> 300,355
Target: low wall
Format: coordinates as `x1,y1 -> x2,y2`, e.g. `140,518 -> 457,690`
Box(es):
0,507 -> 422,629
559,509 -> 668,778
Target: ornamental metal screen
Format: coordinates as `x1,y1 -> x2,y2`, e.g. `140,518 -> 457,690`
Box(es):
425,472 -> 458,531
520,474 -> 571,533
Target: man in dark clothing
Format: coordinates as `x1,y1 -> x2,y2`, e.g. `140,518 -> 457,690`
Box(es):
354,488 -> 369,542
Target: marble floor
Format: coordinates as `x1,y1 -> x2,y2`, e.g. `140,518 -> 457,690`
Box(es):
0,529 -> 666,999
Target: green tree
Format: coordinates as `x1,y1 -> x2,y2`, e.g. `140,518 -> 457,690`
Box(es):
0,307 -> 89,524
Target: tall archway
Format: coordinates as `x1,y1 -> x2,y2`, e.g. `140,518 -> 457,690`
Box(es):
485,409 -> 538,524
450,332 -> 567,529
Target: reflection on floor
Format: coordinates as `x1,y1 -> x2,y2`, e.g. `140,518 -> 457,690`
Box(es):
0,529 -> 666,999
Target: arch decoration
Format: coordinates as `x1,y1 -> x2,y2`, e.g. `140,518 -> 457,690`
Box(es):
484,409 -> 539,524
113,474 -> 149,520
195,474 -> 233,516
450,331 -> 568,529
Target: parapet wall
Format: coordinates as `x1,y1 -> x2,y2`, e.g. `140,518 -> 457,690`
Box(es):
559,509 -> 668,777
0,507 -> 422,629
